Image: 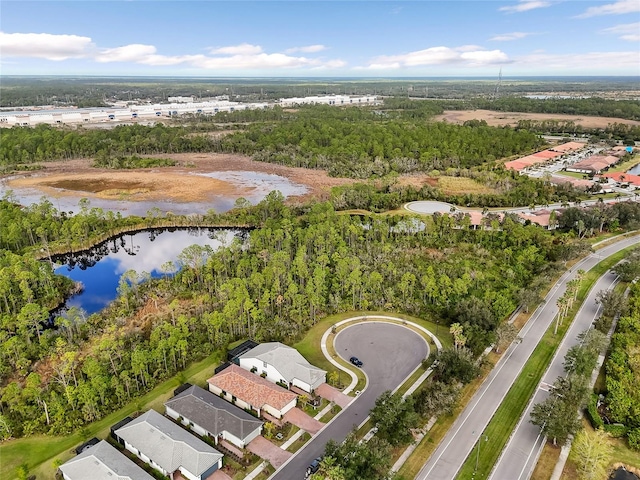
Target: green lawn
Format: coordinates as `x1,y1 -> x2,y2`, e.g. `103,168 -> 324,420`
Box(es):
607,154 -> 639,173
557,170 -> 592,180
1,350 -> 225,480
453,245 -> 638,480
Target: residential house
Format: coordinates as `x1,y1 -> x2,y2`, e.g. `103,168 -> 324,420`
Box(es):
165,384 -> 263,449
59,440 -> 155,480
114,409 -> 223,480
238,342 -> 326,393
208,364 -> 297,419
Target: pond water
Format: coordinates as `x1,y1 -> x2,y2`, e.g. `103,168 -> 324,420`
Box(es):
626,163 -> 640,175
0,170 -> 307,216
52,228 -> 243,315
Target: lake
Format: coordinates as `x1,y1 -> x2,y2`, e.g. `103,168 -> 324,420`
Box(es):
626,163 -> 640,175
52,227 -> 244,315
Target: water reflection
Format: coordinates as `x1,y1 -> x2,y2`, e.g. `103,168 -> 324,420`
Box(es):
52,228 -> 244,315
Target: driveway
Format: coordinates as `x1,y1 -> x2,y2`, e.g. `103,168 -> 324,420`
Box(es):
283,408 -> 324,435
270,322 -> 428,479
316,383 -> 352,409
247,436 -> 292,469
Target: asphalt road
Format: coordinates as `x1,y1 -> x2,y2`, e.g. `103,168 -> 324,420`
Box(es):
490,265 -> 621,480
270,322 -> 428,480
415,234 -> 640,480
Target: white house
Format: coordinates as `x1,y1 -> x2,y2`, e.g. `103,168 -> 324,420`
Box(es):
239,342 -> 326,393
114,410 -> 223,480
207,364 -> 297,419
59,440 -> 154,480
165,384 -> 263,449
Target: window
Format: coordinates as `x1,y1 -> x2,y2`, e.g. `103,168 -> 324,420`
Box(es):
263,361 -> 267,368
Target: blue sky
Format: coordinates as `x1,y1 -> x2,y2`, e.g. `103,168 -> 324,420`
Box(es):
1,0 -> 639,76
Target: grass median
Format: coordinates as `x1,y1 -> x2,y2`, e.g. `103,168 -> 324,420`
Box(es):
454,245 -> 637,480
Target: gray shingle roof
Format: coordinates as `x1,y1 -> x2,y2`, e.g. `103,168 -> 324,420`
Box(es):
165,385 -> 263,441
59,440 -> 155,480
239,342 -> 326,387
114,410 -> 223,477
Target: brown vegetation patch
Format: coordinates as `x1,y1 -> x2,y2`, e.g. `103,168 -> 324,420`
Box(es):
434,110 -> 640,129
3,153 -> 356,204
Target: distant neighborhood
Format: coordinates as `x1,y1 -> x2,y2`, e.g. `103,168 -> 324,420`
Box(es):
505,141 -> 637,192
59,341 -> 340,480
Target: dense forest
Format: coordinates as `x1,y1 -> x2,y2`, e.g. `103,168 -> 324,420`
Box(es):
218,105 -> 543,177
603,280 -> 640,450
1,191 -> 617,438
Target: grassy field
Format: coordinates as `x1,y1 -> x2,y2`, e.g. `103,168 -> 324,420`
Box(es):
437,176 -> 495,196
453,245 -> 637,480
1,350 -> 226,480
557,170 -> 592,180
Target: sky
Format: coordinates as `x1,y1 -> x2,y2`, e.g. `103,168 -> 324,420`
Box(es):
1,0 -> 639,77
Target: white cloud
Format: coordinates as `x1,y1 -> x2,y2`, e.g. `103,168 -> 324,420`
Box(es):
499,1 -> 551,13
285,44 -> 327,54
515,51 -> 640,72
576,0 -> 640,18
366,46 -> 511,69
0,31 -> 94,60
600,22 -> 640,41
96,44 -> 157,63
490,32 -> 533,41
209,44 -> 263,55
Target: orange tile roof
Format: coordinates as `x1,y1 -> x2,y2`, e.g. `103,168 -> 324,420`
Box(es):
603,172 -> 640,186
550,142 -> 585,153
208,365 -> 297,411
532,150 -> 561,159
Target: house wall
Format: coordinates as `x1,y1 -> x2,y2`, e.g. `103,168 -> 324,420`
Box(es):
239,358 -> 288,387
291,377 -> 314,393
223,424 -> 262,449
263,397 -> 296,419
179,465 -> 201,480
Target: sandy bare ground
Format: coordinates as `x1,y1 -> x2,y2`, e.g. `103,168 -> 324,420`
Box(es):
4,153 -> 355,204
434,110 -> 640,129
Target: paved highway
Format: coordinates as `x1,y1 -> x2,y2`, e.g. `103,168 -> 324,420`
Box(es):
270,322 -> 428,480
490,261 -> 622,479
415,234 -> 640,480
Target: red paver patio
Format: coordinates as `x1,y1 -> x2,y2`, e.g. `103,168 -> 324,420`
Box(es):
208,470 -> 233,480
283,407 -> 324,434
247,435 -> 292,469
316,383 -> 353,409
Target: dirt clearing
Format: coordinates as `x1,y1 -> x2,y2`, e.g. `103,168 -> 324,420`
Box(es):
434,110 -> 640,129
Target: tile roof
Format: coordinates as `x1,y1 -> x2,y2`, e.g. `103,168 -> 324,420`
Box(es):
59,440 -> 155,480
603,172 -> 640,186
550,142 -> 585,153
208,365 -> 297,411
165,385 -> 263,441
532,150 -> 561,159
239,342 -> 326,388
114,410 -> 223,477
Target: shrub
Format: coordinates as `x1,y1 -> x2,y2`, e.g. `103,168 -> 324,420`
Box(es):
586,395 -> 604,430
604,423 -> 627,438
627,427 -> 640,451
